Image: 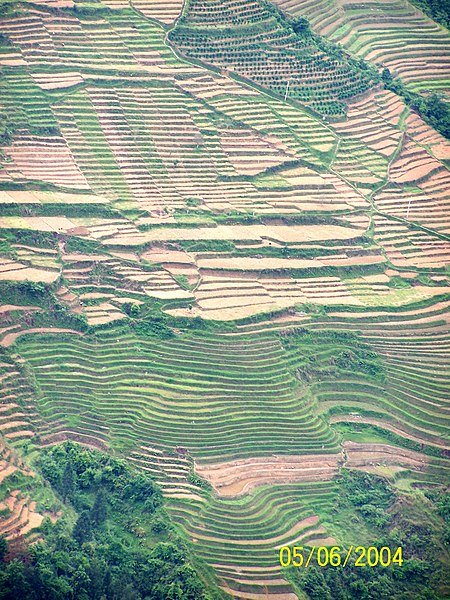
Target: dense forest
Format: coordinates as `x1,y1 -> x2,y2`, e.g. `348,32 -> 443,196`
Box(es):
0,443 -> 215,600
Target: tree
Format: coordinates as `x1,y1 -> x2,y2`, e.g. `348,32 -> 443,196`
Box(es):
61,462 -> 75,501
292,17 -> 311,36
0,561 -> 33,599
87,558 -> 107,600
25,282 -> 46,297
0,536 -> 7,562
120,583 -> 139,600
73,511 -> 92,545
302,567 -> 332,600
423,93 -> 449,122
381,67 -> 392,84
90,490 -> 107,527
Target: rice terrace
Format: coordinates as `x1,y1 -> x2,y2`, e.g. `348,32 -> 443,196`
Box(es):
0,0 -> 449,598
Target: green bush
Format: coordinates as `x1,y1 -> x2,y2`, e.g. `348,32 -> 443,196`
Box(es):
133,316 -> 174,339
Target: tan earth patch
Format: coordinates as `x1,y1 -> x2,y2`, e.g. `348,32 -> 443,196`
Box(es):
0,305 -> 40,313
306,536 -> 337,547
0,190 -> 109,205
32,71 -> 84,90
141,248 -> 195,264
219,584 -> 297,600
195,454 -> 342,497
115,222 -> 368,245
0,259 -> 60,284
0,328 -> 82,347
0,441 -> 50,540
83,303 -> 126,325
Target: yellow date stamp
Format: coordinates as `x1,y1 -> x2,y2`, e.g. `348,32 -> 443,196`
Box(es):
279,546 -> 403,568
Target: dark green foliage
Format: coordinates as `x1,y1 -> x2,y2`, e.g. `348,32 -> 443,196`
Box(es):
90,490 -> 107,526
280,329 -> 385,383
0,536 -> 7,562
73,510 -> 92,544
413,94 -> 450,139
0,33 -> 11,46
426,489 -> 450,522
0,280 -> 88,332
23,282 -> 46,297
12,230 -> 57,249
424,489 -> 450,548
0,203 -> 119,219
150,514 -> 170,535
408,0 -> 450,28
387,276 -> 410,289
164,314 -> 208,331
290,560 -> 436,600
381,68 -> 393,85
288,262 -> 387,281
122,473 -> 162,511
185,197 -> 202,207
127,305 -> 213,340
0,538 -> 210,600
0,281 -> 49,307
302,567 -> 331,600
337,469 -> 394,528
64,237 -> 101,254
335,349 -> 384,379
291,16 -> 311,36
37,442 -> 163,515
20,298 -> 89,333
61,462 -> 75,502
122,302 -> 141,318
0,443 -> 211,600
188,469 -> 212,491
133,316 -> 175,339
0,238 -> 17,259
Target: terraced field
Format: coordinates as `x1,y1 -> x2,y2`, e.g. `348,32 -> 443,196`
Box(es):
0,438 -> 52,542
8,308 -> 449,596
169,0 -> 375,116
274,0 -> 450,94
0,0 -> 449,597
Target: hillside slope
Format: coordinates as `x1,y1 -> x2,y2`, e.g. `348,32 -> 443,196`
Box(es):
0,0 -> 449,598
168,0 -> 376,116
273,0 -> 450,94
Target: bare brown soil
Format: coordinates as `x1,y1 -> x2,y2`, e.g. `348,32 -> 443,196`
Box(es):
195,454 -> 342,497
1,328 -> 82,347
196,442 -> 429,497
